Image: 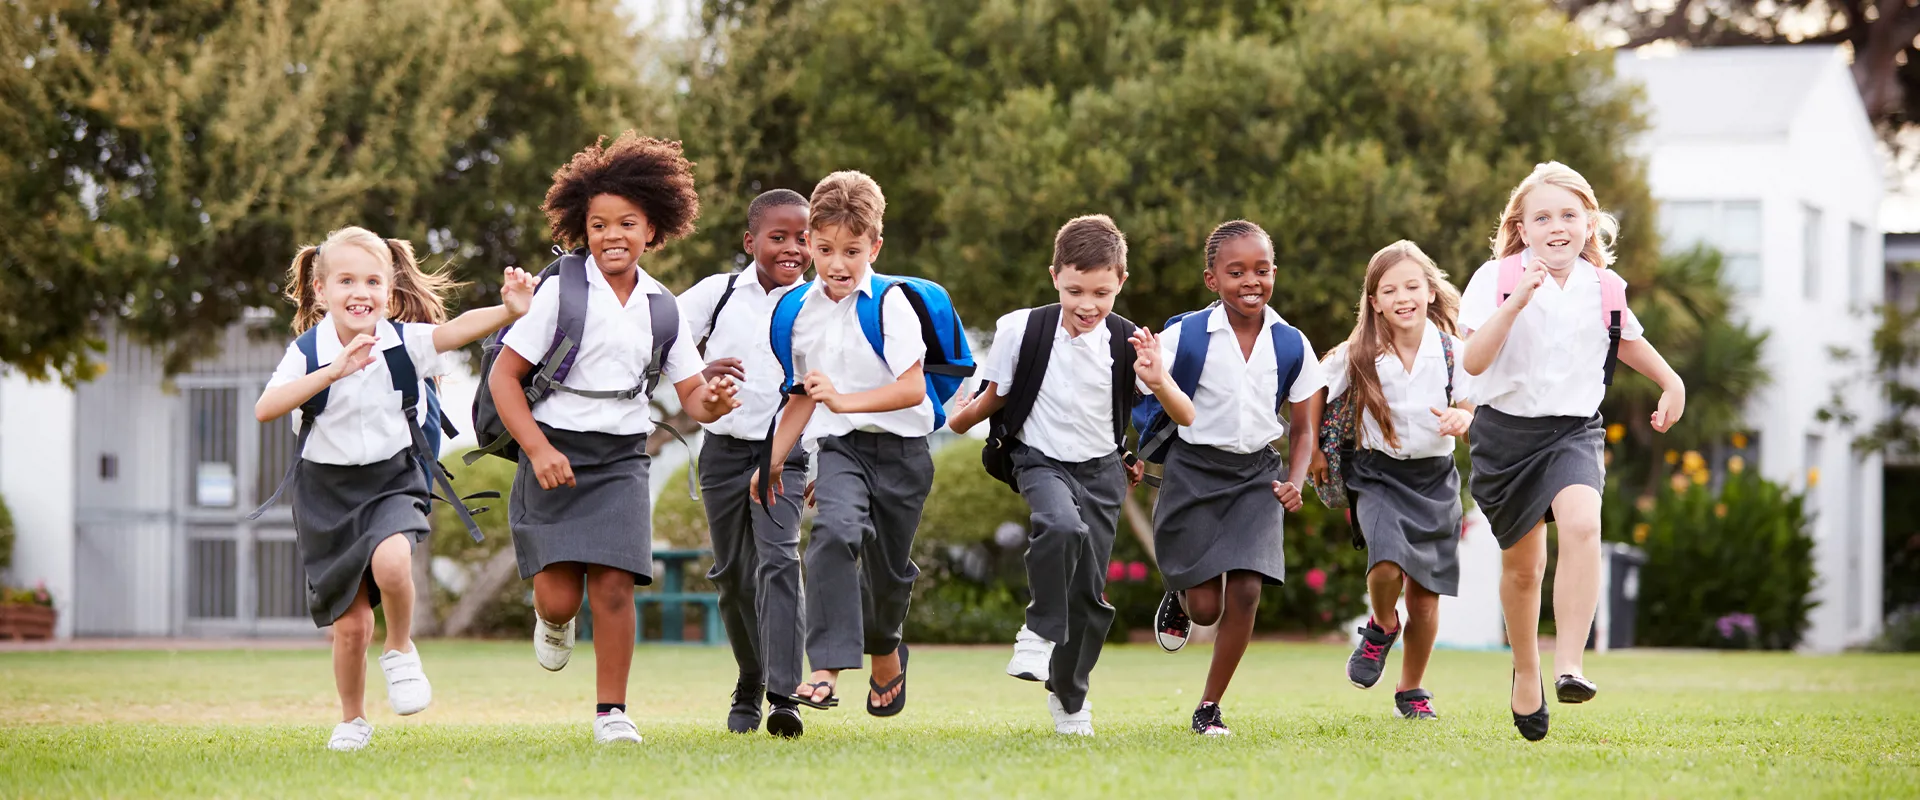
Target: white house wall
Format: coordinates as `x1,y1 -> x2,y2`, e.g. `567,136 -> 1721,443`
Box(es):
0,370 -> 77,638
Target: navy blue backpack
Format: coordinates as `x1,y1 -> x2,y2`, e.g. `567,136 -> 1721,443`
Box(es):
1132,304 -> 1306,464
250,320 -> 493,541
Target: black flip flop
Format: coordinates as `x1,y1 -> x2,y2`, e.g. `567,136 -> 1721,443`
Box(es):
867,644 -> 909,717
785,681 -> 839,710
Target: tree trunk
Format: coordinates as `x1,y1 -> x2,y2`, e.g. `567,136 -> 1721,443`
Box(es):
1123,490 -> 1157,567
440,546 -> 520,638
411,546 -> 439,637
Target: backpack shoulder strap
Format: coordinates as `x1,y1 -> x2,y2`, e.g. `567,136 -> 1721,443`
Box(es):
524,252 -> 591,401
382,321 -> 420,417
855,273 -> 901,368
294,327 -> 328,424
769,280 -> 812,395
1495,253 -> 1526,306
1440,330 -> 1455,407
991,306 -> 1060,444
1597,267 -> 1628,385
1169,310 -> 1211,400
644,289 -> 680,397
1269,321 -> 1304,412
697,271 -> 743,355
1105,313 -> 1139,447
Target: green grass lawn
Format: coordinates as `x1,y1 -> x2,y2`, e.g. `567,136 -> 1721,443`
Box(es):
2,641 -> 1916,798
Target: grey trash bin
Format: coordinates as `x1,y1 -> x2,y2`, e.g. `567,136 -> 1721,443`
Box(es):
1587,542 -> 1647,650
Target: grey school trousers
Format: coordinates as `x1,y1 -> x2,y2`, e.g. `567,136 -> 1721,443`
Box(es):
1013,445 -> 1127,716
700,434 -> 810,695
805,431 -> 933,671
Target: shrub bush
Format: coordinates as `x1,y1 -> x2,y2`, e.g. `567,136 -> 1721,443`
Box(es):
0,492 -> 14,573
430,452 -> 531,637
1602,461 -> 1815,650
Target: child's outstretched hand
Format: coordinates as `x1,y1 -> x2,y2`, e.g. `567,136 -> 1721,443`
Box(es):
1131,327 -> 1167,388
1431,406 -> 1473,437
329,334 -> 379,381
803,371 -> 843,412
700,374 -> 741,417
1651,386 -> 1686,433
501,267 -> 539,318
1507,257 -> 1550,309
1271,480 -> 1304,512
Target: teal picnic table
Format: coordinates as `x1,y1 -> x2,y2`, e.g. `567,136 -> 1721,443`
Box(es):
576,548 -> 724,645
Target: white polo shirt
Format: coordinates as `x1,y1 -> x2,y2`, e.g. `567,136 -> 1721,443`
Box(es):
678,267 -> 806,440
1321,320 -> 1470,460
1157,305 -> 1327,455
500,258 -> 703,436
1457,252 -> 1643,419
976,308 -> 1120,464
788,267 -> 932,448
267,316 -> 446,466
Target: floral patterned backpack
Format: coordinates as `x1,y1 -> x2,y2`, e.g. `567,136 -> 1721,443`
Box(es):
1312,333 -> 1455,515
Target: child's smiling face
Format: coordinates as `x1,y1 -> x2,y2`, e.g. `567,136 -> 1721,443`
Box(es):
1368,257 -> 1433,335
1052,265 -> 1124,336
1203,233 -> 1274,320
810,222 -> 882,301
748,204 -> 810,287
1518,183 -> 1590,271
315,245 -> 391,340
586,193 -> 653,277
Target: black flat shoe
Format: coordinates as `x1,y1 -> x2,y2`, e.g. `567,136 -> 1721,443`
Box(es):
1555,674 -> 1597,704
1512,672 -> 1549,742
766,703 -> 804,739
727,674 -> 764,733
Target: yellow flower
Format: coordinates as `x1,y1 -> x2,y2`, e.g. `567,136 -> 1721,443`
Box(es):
1632,523 -> 1649,543
1807,467 -> 1821,488
1714,503 -> 1728,519
1731,432 -> 1749,450
1665,450 -> 1679,465
1670,473 -> 1691,493
1727,455 -> 1745,474
1689,467 -> 1711,486
1636,495 -> 1656,513
1681,450 -> 1706,472
1606,423 -> 1626,444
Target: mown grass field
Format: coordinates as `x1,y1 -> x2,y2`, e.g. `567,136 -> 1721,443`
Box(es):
2,641 -> 1916,798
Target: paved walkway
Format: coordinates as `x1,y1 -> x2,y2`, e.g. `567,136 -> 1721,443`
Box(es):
0,637 -> 326,653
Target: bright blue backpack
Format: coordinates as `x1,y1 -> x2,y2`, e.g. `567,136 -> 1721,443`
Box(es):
1132,304 -> 1306,464
769,272 -> 976,429
250,320 -> 492,541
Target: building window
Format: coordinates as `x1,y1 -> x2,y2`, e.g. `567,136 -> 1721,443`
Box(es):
1803,204 -> 1823,300
1849,222 -> 1868,307
1663,200 -> 1763,293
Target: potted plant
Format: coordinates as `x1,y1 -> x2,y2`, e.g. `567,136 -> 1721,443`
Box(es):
0,582 -> 56,641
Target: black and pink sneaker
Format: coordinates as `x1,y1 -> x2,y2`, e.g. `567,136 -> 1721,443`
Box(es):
1346,617 -> 1399,689
1394,688 -> 1438,720
1190,701 -> 1231,736
1155,591 -> 1191,653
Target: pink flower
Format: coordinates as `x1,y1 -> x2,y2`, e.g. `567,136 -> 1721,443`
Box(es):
1320,610 -> 1334,622
1127,562 -> 1148,582
1108,561 -> 1125,583
1304,568 -> 1328,594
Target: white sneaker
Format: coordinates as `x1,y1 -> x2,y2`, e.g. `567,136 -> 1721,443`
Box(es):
327,717 -> 374,751
1007,625 -> 1053,682
593,709 -> 643,745
534,614 -> 575,672
379,646 -> 432,716
1048,693 -> 1093,736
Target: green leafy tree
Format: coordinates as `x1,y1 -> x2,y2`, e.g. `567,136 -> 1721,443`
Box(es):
673,0 -> 1656,350
1,0 -> 659,381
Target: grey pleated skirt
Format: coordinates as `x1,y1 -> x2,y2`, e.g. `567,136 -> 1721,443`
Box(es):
510,424 -> 654,584
1467,406 -> 1606,550
1346,450 -> 1462,596
292,450 -> 431,628
1151,439 -> 1286,590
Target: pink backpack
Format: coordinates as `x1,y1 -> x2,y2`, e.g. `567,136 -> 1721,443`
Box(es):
1494,253 -> 1629,385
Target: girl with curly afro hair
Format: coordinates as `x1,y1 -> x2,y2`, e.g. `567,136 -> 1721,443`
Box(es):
490,131 -> 741,745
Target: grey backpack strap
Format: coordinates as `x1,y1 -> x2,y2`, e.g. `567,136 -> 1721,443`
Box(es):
523,254 -> 591,403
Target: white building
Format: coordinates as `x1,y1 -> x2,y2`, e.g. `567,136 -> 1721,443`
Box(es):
1616,46 -> 1885,652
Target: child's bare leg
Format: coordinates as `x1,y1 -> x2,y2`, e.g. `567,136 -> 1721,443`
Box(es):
1200,571 -> 1263,704
532,563 -> 587,625
1366,562 -> 1405,631
1549,485 -> 1604,678
1397,580 -> 1441,692
368,534 -> 415,652
330,582 -> 376,722
1501,524 -> 1548,712
585,566 -> 636,706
